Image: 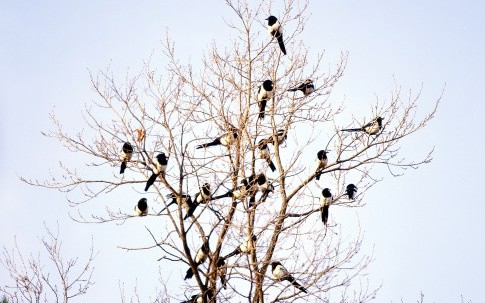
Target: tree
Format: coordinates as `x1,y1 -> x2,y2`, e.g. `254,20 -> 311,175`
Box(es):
0,224 -> 96,303
22,0 -> 440,302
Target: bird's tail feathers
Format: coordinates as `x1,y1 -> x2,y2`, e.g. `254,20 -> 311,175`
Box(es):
341,128 -> 361,132
277,35 -> 287,55
268,160 -> 276,172
120,162 -> 127,174
224,248 -> 241,259
144,173 -> 158,191
184,267 -> 194,280
212,192 -> 232,200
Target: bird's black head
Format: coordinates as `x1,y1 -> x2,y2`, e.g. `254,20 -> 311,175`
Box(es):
217,257 -> 225,266
322,188 -> 332,198
262,79 -> 273,91
266,15 -> 278,25
271,261 -> 281,270
123,142 -> 133,153
317,150 -> 327,159
201,183 -> 211,193
376,116 -> 383,125
346,184 -> 357,191
138,198 -> 148,211
251,234 -> 257,242
277,129 -> 287,138
257,173 -> 267,185
156,152 -> 167,162
304,79 -> 313,84
258,139 -> 268,149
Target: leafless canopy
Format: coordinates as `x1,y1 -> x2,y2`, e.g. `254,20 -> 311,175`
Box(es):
20,0 -> 440,302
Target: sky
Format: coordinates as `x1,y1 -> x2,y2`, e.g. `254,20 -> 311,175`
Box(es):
1,0 -> 485,302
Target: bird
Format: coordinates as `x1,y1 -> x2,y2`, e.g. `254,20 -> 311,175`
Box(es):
212,177 -> 253,201
134,198 -> 148,216
119,142 -> 133,174
346,184 -> 357,200
257,80 -> 274,119
315,150 -> 328,181
134,128 -> 145,142
320,188 -> 333,225
266,16 -> 286,55
196,126 -> 238,149
160,192 -> 192,214
266,129 -> 287,146
249,173 -> 274,207
184,183 -> 212,220
271,261 -> 307,293
341,116 -> 384,135
144,153 -> 168,191
288,79 -> 314,96
258,139 -> 276,172
184,240 -> 210,280
217,257 -> 227,289
224,234 -> 257,259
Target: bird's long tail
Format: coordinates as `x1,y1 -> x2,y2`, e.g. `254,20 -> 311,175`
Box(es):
277,34 -> 287,55
159,199 -> 177,214
315,171 -> 322,181
183,202 -> 199,220
287,87 -> 298,92
224,248 -> 241,259
286,276 -> 308,293
212,192 -> 232,200
184,267 -> 194,280
144,173 -> 158,191
220,274 -> 227,289
341,128 -> 361,132
120,162 -> 127,174
321,205 -> 329,225
259,100 -> 266,119
196,140 -> 221,149
268,159 -> 276,172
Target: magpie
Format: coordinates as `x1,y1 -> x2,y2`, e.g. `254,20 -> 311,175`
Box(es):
249,173 -> 274,207
184,240 -> 210,280
266,16 -> 286,55
257,80 -> 274,119
288,79 -> 314,96
217,257 -> 227,289
181,290 -> 214,303
212,177 -> 253,201
346,184 -> 357,200
134,128 -> 145,142
119,142 -> 133,174
341,116 -> 384,135
315,150 -> 328,181
184,183 -> 212,220
258,139 -> 276,172
196,126 -> 238,149
224,234 -> 257,259
134,198 -> 148,216
271,261 -> 307,293
144,153 -> 168,191
266,129 -> 287,146
320,188 -> 333,225
160,192 -> 192,214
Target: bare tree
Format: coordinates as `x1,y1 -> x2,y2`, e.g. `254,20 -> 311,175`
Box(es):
22,0 -> 440,302
0,224 -> 96,303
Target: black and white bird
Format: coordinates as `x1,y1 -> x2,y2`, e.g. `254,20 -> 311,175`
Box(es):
341,116 -> 384,135
271,261 -> 308,293
315,150 -> 328,181
224,234 -> 257,259
184,183 -> 212,220
288,79 -> 314,96
196,126 -> 238,149
266,129 -> 287,146
249,173 -> 274,207
320,188 -> 333,225
346,184 -> 357,200
258,139 -> 276,172
266,16 -> 286,55
134,198 -> 148,216
212,177 -> 253,201
119,142 -> 133,174
257,80 -> 274,119
160,192 -> 192,214
217,257 -> 227,289
184,240 -> 210,280
144,153 -> 168,191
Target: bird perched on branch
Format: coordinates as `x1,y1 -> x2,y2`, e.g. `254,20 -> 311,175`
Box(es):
212,176 -> 255,201
271,261 -> 307,293
320,188 -> 333,225
196,126 -> 238,149
258,139 -> 276,172
346,184 -> 357,200
249,173 -> 274,207
257,80 -> 274,119
341,116 -> 384,135
288,79 -> 314,96
217,257 -> 227,289
161,192 -> 191,214
224,234 -> 257,259
185,240 -> 210,280
315,150 -> 328,181
265,129 -> 287,146
119,142 -> 133,174
184,183 -> 212,220
144,153 -> 168,191
266,16 -> 286,55
134,198 -> 148,216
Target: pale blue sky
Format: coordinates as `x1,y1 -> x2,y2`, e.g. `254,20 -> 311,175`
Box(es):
1,0 -> 484,302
